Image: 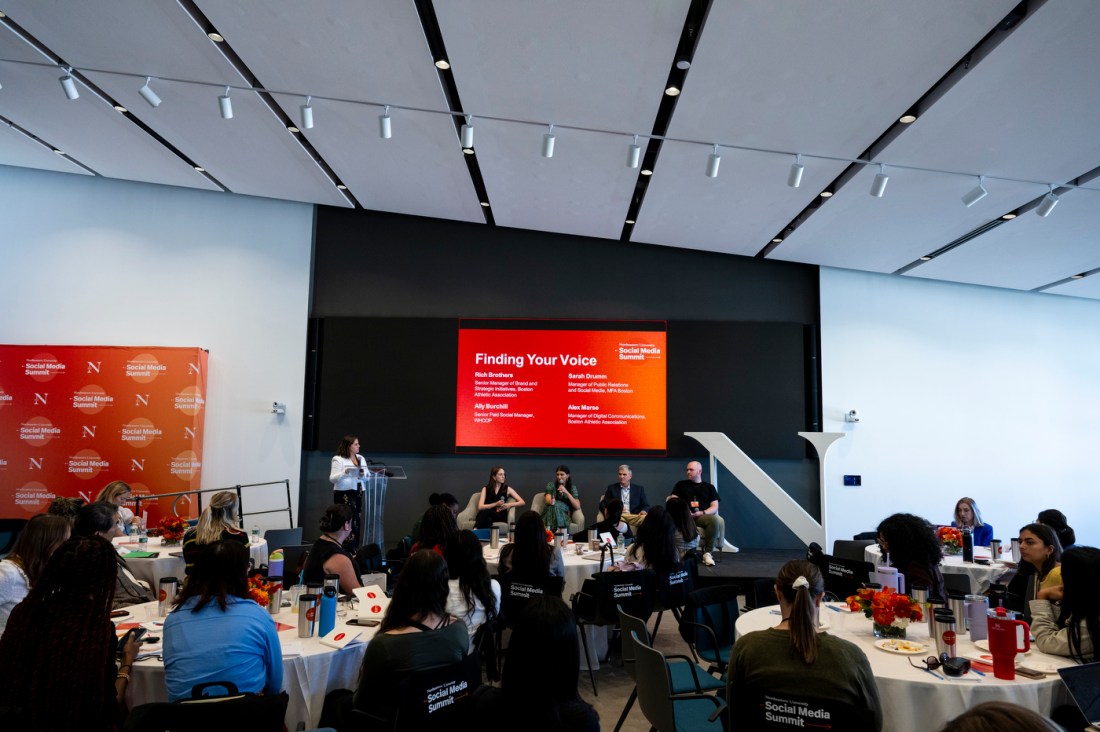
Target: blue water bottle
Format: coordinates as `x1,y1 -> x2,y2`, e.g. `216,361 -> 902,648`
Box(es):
319,585 -> 337,637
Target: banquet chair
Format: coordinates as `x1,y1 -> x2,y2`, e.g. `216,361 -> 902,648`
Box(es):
497,574 -> 565,627
651,557 -> 697,636
943,572 -> 972,595
124,682 -> 289,732
614,606 -> 723,732
278,543 -> 312,585
348,652 -> 482,731
832,539 -> 875,562
678,584 -> 740,675
0,518 -> 28,557
807,547 -> 874,600
572,569 -> 656,694
264,527 -> 303,550
632,631 -> 726,732
731,689 -> 875,730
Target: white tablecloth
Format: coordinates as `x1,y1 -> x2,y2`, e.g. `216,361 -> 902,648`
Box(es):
122,599 -> 370,729
735,604 -> 1073,732
484,540 -> 610,670
864,544 -> 1008,594
114,536 -> 269,590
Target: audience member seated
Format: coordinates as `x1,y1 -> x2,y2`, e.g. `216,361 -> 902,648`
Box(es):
46,496 -> 84,525
163,540 -> 283,701
302,504 -> 363,594
575,497 -> 628,545
727,560 -> 882,731
497,510 -> 564,579
95,480 -> 136,534
0,535 -> 141,731
475,467 -> 525,529
477,595 -> 599,731
622,506 -> 680,574
349,550 -> 468,722
939,701 -> 1064,732
443,530 -> 500,651
181,490 -> 249,575
1037,508 -> 1076,551
1029,545 -> 1095,662
1007,523 -> 1063,614
877,513 -> 946,600
410,504 -> 457,555
0,514 -> 70,633
411,492 -> 461,541
666,497 -> 700,558
74,502 -> 153,608
950,496 -> 993,546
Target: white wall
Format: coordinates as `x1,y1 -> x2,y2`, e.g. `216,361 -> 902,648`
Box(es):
0,166 -> 313,530
820,266 -> 1100,550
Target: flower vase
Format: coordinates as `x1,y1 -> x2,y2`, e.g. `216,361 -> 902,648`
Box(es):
943,546 -> 961,556
873,621 -> 906,639
162,539 -> 181,546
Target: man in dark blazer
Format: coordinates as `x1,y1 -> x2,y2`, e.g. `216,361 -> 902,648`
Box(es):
600,464 -> 650,516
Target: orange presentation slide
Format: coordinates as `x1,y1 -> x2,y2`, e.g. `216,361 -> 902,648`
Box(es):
456,321 -> 666,454
0,345 -> 207,521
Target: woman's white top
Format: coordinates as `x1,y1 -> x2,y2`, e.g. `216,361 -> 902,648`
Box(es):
0,559 -> 30,634
330,454 -> 365,492
445,577 -> 502,652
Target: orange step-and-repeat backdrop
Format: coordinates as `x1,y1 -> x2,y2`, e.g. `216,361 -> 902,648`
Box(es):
0,345 -> 208,522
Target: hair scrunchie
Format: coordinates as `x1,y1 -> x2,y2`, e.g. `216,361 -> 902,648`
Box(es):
792,575 -> 810,590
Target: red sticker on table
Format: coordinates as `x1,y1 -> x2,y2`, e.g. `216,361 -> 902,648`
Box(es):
371,605 -> 382,613
306,607 -> 316,621
366,592 -> 377,599
334,633 -> 345,641
942,630 -> 956,645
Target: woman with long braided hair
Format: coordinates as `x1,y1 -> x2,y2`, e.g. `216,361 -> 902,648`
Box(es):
0,535 -> 140,731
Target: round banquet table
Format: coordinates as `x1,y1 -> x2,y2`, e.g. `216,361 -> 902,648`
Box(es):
735,603 -> 1073,732
484,539 -> 612,670
114,535 -> 269,590
121,598 -> 371,730
864,544 -> 1009,595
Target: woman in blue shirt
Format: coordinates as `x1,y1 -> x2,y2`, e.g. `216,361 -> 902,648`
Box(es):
951,497 -> 994,547
163,540 -> 282,701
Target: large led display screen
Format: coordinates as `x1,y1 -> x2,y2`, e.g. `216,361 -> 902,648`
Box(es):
455,320 -> 667,454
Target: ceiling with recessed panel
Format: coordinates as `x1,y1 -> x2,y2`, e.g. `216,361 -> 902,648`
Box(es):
0,0 -> 1097,298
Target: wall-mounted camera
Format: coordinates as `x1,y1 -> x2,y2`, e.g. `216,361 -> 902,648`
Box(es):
845,409 -> 859,423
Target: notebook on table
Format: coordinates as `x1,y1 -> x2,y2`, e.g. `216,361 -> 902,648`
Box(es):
1057,661 -> 1100,727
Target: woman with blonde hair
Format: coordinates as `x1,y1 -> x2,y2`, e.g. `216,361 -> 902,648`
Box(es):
181,491 -> 248,574
95,480 -> 135,533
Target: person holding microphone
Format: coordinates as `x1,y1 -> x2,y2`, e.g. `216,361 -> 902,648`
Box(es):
542,465 -> 581,532
330,434 -> 366,549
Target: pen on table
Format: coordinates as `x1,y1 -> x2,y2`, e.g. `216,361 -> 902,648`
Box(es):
824,604 -> 843,613
968,667 -> 986,677
921,667 -> 945,681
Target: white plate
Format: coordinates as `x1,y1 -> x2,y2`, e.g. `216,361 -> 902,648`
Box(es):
973,638 -> 1030,656
875,639 -> 929,655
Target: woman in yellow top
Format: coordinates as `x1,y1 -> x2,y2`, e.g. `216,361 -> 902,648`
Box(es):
1017,522 -> 1062,601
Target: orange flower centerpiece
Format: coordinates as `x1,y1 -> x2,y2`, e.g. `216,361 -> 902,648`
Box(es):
937,526 -> 963,555
248,575 -> 273,608
157,515 -> 189,545
846,586 -> 924,639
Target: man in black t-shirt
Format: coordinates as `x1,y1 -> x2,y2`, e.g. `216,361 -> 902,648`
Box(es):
669,460 -> 735,562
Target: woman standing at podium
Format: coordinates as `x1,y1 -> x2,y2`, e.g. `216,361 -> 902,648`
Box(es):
330,434 -> 366,550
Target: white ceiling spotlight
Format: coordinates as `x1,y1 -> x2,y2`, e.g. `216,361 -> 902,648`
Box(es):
542,124 -> 555,158
627,134 -> 641,169
869,164 -> 889,197
379,105 -> 392,139
58,67 -> 79,100
705,144 -> 721,178
299,96 -> 313,129
1036,185 -> 1059,217
460,115 -> 474,150
139,77 -> 162,108
218,86 -> 233,119
961,175 -> 988,207
787,154 -> 804,188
